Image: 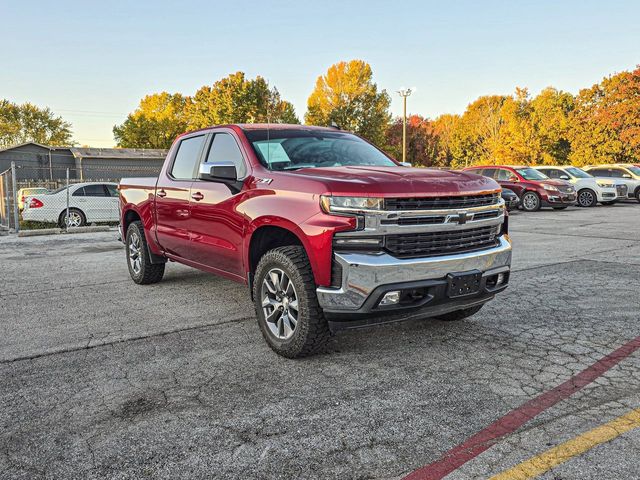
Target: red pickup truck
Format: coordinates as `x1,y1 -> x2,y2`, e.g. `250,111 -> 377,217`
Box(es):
119,124 -> 512,357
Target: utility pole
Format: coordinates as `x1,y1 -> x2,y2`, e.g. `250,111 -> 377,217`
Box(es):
397,88 -> 413,164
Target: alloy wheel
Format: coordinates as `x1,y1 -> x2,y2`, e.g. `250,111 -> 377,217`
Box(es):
578,190 -> 595,207
261,268 -> 299,340
66,211 -> 82,227
128,232 -> 142,275
522,193 -> 539,211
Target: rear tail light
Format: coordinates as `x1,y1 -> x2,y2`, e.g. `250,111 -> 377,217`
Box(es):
29,198 -> 44,208
21,195 -> 25,203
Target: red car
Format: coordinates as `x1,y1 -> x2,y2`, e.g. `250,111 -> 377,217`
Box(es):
119,125 -> 512,357
462,165 -> 576,211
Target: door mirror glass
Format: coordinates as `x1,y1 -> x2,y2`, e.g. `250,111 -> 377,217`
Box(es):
199,161 -> 238,182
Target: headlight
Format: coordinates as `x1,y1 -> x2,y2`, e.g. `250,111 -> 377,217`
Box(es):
541,183 -> 559,192
320,195 -> 384,213
597,181 -> 613,188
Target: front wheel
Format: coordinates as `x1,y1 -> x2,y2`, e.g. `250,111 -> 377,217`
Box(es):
577,189 -> 597,207
521,192 -> 541,212
126,221 -> 165,284
253,246 -> 330,358
435,304 -> 483,321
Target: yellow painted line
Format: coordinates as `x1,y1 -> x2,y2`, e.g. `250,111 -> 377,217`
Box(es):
490,407 -> 640,480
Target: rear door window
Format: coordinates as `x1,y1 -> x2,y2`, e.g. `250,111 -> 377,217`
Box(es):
83,184 -> 110,197
171,135 -> 206,180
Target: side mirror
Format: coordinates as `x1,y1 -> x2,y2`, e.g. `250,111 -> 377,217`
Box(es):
199,161 -> 238,182
399,162 -> 412,167
509,176 -> 519,182
622,173 -> 632,179
560,175 -> 570,180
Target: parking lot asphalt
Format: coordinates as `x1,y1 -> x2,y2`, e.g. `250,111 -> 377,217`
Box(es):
1,203 -> 639,479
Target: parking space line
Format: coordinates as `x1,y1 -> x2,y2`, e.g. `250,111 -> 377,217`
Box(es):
489,407 -> 640,480
402,335 -> 640,480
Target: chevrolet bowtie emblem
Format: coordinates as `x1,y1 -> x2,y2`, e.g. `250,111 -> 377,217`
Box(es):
457,212 -> 469,224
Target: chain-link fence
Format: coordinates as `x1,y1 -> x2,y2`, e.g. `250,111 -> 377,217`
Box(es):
0,159 -> 161,233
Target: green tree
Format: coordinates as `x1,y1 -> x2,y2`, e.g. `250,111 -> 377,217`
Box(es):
569,66 -> 640,165
305,60 -> 391,146
113,92 -> 189,149
0,100 -> 73,148
186,72 -> 298,129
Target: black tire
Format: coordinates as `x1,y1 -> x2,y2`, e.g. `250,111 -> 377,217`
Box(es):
521,191 -> 541,212
601,201 -> 616,206
635,188 -> 640,203
577,189 -> 597,207
253,246 -> 330,358
126,221 -> 165,284
58,208 -> 86,228
435,304 -> 483,322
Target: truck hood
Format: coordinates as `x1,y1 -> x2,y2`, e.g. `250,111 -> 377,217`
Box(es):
291,166 -> 500,197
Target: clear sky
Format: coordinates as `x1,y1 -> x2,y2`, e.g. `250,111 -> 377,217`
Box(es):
2,0 -> 639,147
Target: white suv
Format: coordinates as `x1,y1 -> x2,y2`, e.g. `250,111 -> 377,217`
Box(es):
533,166 -> 626,207
583,164 -> 640,203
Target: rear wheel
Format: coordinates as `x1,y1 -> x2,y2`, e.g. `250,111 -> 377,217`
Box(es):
126,221 -> 165,284
58,208 -> 86,228
435,305 -> 483,321
253,246 -> 330,358
635,188 -> 640,203
521,192 -> 541,212
577,189 -> 597,207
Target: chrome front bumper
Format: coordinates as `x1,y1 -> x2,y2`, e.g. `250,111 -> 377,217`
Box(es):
316,235 -> 512,313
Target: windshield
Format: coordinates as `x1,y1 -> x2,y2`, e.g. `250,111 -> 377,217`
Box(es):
627,166 -> 640,176
516,168 -> 548,181
565,167 -> 593,179
245,129 -> 397,170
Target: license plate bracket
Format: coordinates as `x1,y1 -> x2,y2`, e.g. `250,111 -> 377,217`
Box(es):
446,271 -> 482,298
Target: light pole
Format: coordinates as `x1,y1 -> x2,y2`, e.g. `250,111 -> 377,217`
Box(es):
397,88 -> 412,164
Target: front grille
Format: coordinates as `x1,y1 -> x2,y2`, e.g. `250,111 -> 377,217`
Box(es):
617,184 -> 628,196
558,185 -> 575,194
384,193 -> 500,210
385,225 -> 500,258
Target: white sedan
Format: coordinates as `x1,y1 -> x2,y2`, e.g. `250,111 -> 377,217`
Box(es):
22,182 -> 120,227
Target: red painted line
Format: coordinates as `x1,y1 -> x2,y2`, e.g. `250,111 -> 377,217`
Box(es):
403,335 -> 640,480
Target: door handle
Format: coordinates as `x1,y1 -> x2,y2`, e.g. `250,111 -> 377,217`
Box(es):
191,192 -> 204,201
157,189 -> 167,198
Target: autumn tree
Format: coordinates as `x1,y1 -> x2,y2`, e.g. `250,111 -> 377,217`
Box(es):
0,100 -> 73,148
530,87 -> 574,164
186,72 -> 298,129
305,60 -> 391,146
569,66 -> 640,165
432,114 -> 461,167
113,92 -> 189,149
385,115 -> 441,166
498,88 -> 541,165
446,95 -> 507,167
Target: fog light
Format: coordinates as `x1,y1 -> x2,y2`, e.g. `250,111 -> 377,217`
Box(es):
379,291 -> 401,306
497,273 -> 505,285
